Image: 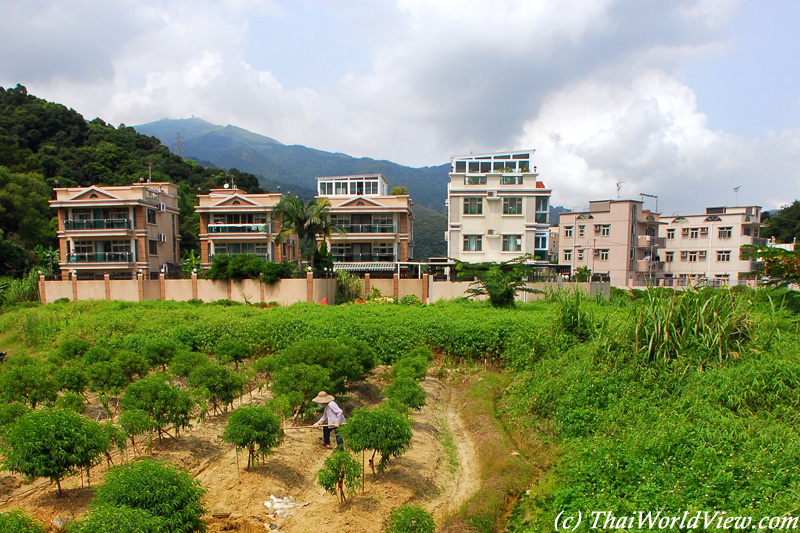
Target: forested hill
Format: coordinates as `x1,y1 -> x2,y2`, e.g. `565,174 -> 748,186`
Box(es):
0,84 -> 264,276
134,118 -> 451,214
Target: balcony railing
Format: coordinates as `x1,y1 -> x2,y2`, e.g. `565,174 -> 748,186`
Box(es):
752,237 -> 768,247
64,219 -> 132,230
333,253 -> 396,262
208,223 -> 271,234
535,213 -> 548,224
635,259 -> 664,272
635,235 -> 666,248
340,224 -> 396,234
67,252 -> 134,263
209,253 -> 270,261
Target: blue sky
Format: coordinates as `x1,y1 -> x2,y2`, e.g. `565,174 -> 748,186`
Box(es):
1,0 -> 798,214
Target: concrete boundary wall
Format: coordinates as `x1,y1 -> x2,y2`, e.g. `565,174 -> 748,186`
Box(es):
40,274 -> 608,305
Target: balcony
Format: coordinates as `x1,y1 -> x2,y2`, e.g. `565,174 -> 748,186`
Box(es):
209,253 -> 270,261
341,224 -> 396,234
535,213 -> 548,224
333,253 -> 396,262
635,260 -> 664,273
635,235 -> 666,248
67,252 -> 134,263
752,237 -> 768,246
64,219 -> 132,230
208,223 -> 271,234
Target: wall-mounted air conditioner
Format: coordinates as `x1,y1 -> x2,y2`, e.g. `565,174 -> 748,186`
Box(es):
158,233 -> 167,243
158,202 -> 167,212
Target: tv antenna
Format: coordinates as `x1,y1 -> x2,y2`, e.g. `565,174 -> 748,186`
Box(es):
733,186 -> 741,206
616,181 -> 625,199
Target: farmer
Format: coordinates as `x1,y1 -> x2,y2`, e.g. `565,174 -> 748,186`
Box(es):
311,391 -> 346,449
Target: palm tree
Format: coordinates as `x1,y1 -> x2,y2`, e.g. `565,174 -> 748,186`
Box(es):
272,197 -> 346,269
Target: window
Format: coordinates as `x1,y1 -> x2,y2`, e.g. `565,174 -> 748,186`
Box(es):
564,250 -> 572,261
502,234 -> 522,252
73,241 -> 92,254
578,250 -> 584,260
600,249 -> 609,261
335,182 -> 348,194
463,235 -> 482,252
500,175 -> 523,185
743,227 -> 752,236
665,251 -> 674,262
717,250 -> 731,262
147,209 -> 156,224
688,251 -> 698,262
690,228 -> 699,239
667,229 -> 675,240
319,182 -> 333,195
349,182 -> 365,195
536,197 -> 549,212
698,250 -> 707,260
718,227 -> 732,239
503,197 -> 522,215
578,225 -> 585,237
465,175 -> 487,185
535,233 -> 547,250
564,226 -> 573,237
148,240 -> 158,255
600,225 -> 610,236
365,181 -> 379,195
681,227 -> 689,237
463,197 -> 483,215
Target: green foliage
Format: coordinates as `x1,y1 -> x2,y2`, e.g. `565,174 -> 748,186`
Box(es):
222,405 -> 283,468
118,409 -> 153,441
0,509 -> 47,533
2,407 -> 108,495
392,355 -> 428,381
67,505 -> 165,533
187,363 -> 246,413
169,351 -> 208,378
58,338 -> 91,360
54,363 -> 89,394
86,360 -> 129,393
384,376 -> 426,410
94,459 -> 207,533
339,404 -> 412,473
142,339 -> 178,371
556,289 -> 598,340
271,363 -> 333,407
453,255 -> 539,307
385,504 -> 436,533
55,391 -> 87,413
215,339 -> 252,370
573,265 -> 591,282
335,269 -> 363,304
742,244 -> 800,285
316,448 -> 362,504
0,401 -> 29,437
399,294 -> 422,305
761,200 -> 800,243
120,374 -> 194,437
82,346 -> 112,365
0,361 -> 57,407
260,261 -> 297,284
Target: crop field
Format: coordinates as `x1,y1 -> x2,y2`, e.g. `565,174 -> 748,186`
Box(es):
0,287 -> 798,532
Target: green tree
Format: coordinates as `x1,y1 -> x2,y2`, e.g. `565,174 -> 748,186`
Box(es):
385,504 -> 436,533
339,404 -> 413,475
215,339 -> 252,371
2,408 -> 107,495
120,374 -> 194,438
316,449 -> 362,504
187,363 -> 246,413
742,245 -> 800,285
0,362 -> 58,407
0,402 -> 28,438
93,459 -> 207,533
392,355 -> 429,381
574,265 -> 591,282
271,363 -> 333,409
762,200 -> 800,243
53,363 -> 89,394
273,196 -> 345,269
384,376 -> 426,410
222,405 -> 284,468
453,255 -> 539,308
142,339 -> 178,371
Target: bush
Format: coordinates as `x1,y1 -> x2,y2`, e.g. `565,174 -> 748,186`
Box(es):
215,339 -> 252,371
392,355 -> 428,381
222,405 -> 284,468
271,363 -> 333,408
385,504 -> 436,533
142,339 -> 178,371
58,338 -> 91,360
188,363 -> 246,413
55,391 -> 87,412
0,509 -> 46,533
67,505 -> 165,533
2,408 -> 108,495
399,294 -> 422,306
169,351 -> 208,378
86,361 -> 129,393
121,374 -> 194,438
336,270 -> 363,304
316,448 -> 362,504
339,404 -> 412,474
0,363 -> 58,407
53,363 -> 89,394
384,376 -> 426,410
93,459 -> 207,533
260,262 -> 296,284
0,402 -> 29,437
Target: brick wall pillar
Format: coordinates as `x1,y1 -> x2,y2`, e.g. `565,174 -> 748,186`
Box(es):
39,275 -> 47,304
191,272 -> 198,300
159,272 -> 166,300
364,273 -> 371,297
393,273 -> 399,299
306,270 -> 314,303
72,272 -> 78,302
422,273 -> 429,304
104,274 -> 111,300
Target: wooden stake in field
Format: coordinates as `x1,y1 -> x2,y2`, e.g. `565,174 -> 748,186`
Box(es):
235,447 -> 241,484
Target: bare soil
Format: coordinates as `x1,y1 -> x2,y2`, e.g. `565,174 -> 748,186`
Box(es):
0,373 -> 482,532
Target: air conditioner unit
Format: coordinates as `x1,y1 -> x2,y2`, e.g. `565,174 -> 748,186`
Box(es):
158,202 -> 167,212
487,191 -> 498,198
487,229 -> 496,235
158,233 -> 167,243
593,249 -> 600,255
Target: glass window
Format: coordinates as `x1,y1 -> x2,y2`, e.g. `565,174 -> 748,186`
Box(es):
335,182 -> 348,194
465,175 -> 487,185
147,209 -> 156,224
667,229 -> 675,240
601,225 -> 610,236
502,234 -> 522,252
463,197 -> 483,215
564,226 -> 573,237
536,197 -> 549,212
319,182 -> 333,195
579,225 -> 585,237
743,227 -> 752,236
578,250 -> 584,260
73,241 -> 92,254
463,235 -> 482,252
500,175 -> 522,185
535,233 -> 547,250
564,250 -> 572,261
503,197 -> 522,215
688,251 -> 698,262
148,240 -> 158,255
690,228 -> 699,239
600,250 -> 609,261
455,161 -> 466,173
665,251 -> 674,262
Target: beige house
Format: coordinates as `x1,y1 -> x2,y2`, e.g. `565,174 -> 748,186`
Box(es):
660,206 -> 765,287
52,182 -> 180,280
196,188 -> 297,270
446,150 -> 550,263
558,200 -> 664,286
316,174 -> 413,272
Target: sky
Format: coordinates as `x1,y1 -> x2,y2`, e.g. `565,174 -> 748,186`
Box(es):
1,0 -> 798,214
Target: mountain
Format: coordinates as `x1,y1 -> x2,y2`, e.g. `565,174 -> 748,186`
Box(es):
134,118 -> 450,214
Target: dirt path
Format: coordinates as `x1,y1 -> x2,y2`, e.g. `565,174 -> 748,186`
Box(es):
0,374 -> 483,532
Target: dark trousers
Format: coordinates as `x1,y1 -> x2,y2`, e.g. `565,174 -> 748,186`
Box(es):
323,426 -> 342,446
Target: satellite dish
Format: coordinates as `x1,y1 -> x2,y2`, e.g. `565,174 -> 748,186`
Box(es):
223,182 -> 230,189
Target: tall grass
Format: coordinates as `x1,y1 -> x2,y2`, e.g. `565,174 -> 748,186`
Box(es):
633,287 -> 754,364
0,270 -> 40,307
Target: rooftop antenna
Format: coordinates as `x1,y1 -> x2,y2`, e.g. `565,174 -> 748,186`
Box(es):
616,181 -> 625,200
733,186 -> 741,206
640,192 -> 658,213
